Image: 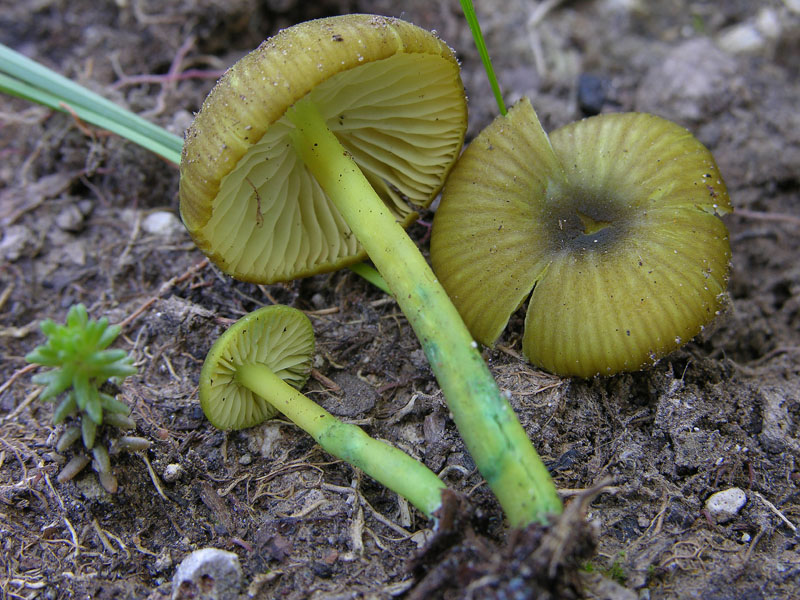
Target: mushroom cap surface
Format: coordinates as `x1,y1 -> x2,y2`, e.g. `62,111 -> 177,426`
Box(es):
199,305 -> 314,430
180,14 -> 467,283
431,99 -> 732,378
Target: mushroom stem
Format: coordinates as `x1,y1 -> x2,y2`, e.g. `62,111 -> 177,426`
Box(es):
235,362 -> 446,518
286,98 -> 561,526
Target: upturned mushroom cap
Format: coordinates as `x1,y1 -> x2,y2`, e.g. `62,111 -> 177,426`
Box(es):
180,14 -> 467,283
431,99 -> 732,377
199,305 -> 314,429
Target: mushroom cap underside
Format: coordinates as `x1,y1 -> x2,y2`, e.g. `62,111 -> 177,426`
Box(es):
199,305 -> 314,430
431,98 -> 732,378
180,14 -> 467,283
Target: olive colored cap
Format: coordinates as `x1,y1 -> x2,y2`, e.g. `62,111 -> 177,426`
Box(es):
199,305 -> 314,430
431,99 -> 732,377
180,14 -> 467,283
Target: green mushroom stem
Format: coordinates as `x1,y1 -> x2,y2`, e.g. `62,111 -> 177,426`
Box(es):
235,361 -> 445,518
286,97 -> 561,526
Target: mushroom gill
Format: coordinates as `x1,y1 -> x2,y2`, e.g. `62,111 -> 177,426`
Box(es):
431,99 -> 732,378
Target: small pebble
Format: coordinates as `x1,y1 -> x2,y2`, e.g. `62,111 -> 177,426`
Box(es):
163,463 -> 184,483
410,529 -> 434,549
143,211 -> 184,237
705,487 -> 747,523
635,38 -> 737,123
55,203 -> 86,232
172,548 -> 241,600
0,225 -> 33,261
311,293 -> 326,309
718,8 -> 780,56
718,24 -> 766,55
577,73 -> 609,116
238,453 -> 252,466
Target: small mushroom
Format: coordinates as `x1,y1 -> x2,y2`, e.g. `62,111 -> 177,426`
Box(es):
200,305 -> 446,518
431,99 -> 732,377
180,15 -> 561,526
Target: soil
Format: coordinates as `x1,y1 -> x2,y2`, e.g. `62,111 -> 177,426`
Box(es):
1,1 -> 799,599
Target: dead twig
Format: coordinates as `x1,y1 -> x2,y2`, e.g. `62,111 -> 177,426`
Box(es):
1,388 -> 41,423
141,453 -> 170,502
310,368 -> 341,393
754,491 -> 797,532
735,208 -> 800,228
0,364 -> 37,399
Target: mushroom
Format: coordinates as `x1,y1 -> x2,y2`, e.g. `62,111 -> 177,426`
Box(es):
180,15 -> 561,525
431,99 -> 732,377
200,305 -> 446,518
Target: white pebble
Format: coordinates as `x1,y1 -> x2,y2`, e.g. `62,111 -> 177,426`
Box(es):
172,548 -> 241,600
162,463 -> 184,483
705,487 -> 747,523
143,211 -> 184,237
0,225 -> 33,262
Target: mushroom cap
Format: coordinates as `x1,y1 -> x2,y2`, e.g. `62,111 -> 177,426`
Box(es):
199,305 -> 314,430
180,14 -> 467,283
431,99 -> 732,378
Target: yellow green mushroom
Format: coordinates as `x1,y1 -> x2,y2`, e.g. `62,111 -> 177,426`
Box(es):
431,99 -> 732,378
199,305 -> 447,518
179,15 -> 561,526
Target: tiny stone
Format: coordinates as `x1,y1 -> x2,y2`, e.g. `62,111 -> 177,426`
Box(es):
577,73 -> 608,116
143,211 -> 184,237
154,548 -> 174,573
705,487 -> 747,523
238,453 -> 252,466
168,109 -> 195,136
172,548 -> 242,600
410,529 -> 434,549
77,199 -> 94,216
635,38 -> 737,123
55,203 -> 85,232
756,8 -> 781,40
62,240 -> 87,266
163,463 -> 184,483
718,24 -> 766,55
0,225 -> 33,261
311,293 -> 326,309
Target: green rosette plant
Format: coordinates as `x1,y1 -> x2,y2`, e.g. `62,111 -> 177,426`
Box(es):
26,304 -> 149,492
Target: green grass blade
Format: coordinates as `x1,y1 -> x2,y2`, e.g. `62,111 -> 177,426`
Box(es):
347,262 -> 393,296
459,0 -> 506,115
0,43 -> 181,150
0,43 -> 183,164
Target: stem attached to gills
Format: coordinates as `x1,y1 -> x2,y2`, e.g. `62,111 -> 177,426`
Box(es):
236,363 -> 446,518
286,98 -> 562,526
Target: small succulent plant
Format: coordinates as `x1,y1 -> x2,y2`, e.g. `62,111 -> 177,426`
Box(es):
26,304 -> 149,492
